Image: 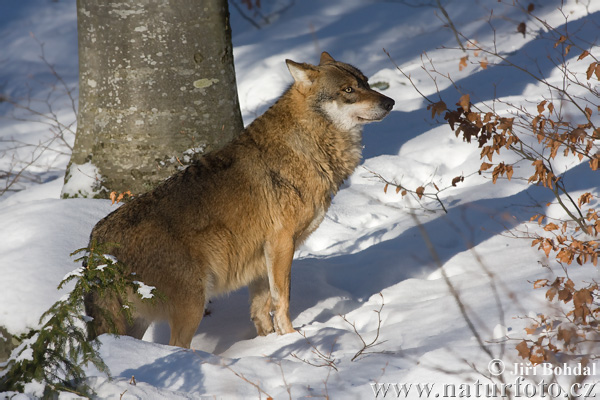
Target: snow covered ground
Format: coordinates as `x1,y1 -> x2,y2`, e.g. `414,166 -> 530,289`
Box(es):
1,0 -> 599,398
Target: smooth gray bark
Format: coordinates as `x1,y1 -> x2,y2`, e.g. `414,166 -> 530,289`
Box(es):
64,0 -> 243,197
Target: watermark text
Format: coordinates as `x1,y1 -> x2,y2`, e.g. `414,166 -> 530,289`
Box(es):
370,377 -> 598,398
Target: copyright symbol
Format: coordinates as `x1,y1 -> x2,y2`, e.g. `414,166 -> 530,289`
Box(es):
488,359 -> 505,376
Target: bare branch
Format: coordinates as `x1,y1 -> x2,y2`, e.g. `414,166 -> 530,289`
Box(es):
340,293 -> 391,362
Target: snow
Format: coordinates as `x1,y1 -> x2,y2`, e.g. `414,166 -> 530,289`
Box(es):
133,281 -> 156,300
62,162 -> 104,198
1,0 -> 599,398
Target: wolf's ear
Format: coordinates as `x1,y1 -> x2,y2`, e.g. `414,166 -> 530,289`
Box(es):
286,60 -> 318,87
319,52 -> 336,65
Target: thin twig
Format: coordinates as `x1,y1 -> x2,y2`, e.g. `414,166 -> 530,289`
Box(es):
222,361 -> 273,399
291,331 -> 339,371
383,48 -> 435,104
435,0 -> 465,52
340,293 -> 390,361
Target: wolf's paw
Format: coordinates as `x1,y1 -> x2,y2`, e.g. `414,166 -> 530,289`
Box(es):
276,326 -> 296,335
273,315 -> 295,335
252,313 -> 275,336
256,325 -> 275,336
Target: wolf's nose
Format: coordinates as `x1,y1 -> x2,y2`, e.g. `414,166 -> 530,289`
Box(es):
382,96 -> 395,111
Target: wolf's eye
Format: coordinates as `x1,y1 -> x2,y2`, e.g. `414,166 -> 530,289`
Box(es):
343,87 -> 354,93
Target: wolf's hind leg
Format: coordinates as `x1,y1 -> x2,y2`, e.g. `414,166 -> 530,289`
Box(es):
168,289 -> 205,348
168,306 -> 203,348
249,275 -> 274,336
126,317 -> 151,340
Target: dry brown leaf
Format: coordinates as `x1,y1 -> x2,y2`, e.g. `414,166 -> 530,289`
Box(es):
578,50 -> 590,60
480,162 -> 493,171
578,193 -> 593,208
554,35 -> 567,48
557,326 -> 576,345
451,176 -> 464,187
533,279 -> 548,289
480,58 -> 488,69
537,100 -> 547,114
517,22 -> 526,37
516,340 -> 530,359
427,100 -> 447,119
529,346 -> 546,364
524,325 -> 537,335
416,186 -> 425,199
457,94 -> 470,113
586,62 -> 597,80
506,165 -> 514,180
565,44 -> 572,55
459,56 -> 468,71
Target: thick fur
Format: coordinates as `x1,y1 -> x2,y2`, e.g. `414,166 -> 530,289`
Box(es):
84,52 -> 394,348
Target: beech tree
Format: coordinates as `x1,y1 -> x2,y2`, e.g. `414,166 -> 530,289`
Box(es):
63,0 -> 243,197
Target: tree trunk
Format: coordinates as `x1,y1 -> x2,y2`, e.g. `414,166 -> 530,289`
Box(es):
63,0 -> 243,198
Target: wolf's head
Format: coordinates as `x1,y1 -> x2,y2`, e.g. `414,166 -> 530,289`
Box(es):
286,52 -> 394,132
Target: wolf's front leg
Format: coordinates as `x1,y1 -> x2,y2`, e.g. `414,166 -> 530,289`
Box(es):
264,236 -> 295,335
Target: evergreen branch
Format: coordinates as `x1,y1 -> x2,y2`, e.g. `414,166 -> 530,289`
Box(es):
1,241 -> 162,397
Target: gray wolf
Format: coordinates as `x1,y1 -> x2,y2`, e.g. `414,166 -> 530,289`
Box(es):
84,52 -> 394,348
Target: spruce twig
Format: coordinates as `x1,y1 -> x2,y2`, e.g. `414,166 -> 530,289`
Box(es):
0,241 -> 161,397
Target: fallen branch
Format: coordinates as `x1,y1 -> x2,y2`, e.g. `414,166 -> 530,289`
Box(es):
341,293 -> 391,362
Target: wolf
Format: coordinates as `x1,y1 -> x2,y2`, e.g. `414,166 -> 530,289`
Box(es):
84,52 -> 394,348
